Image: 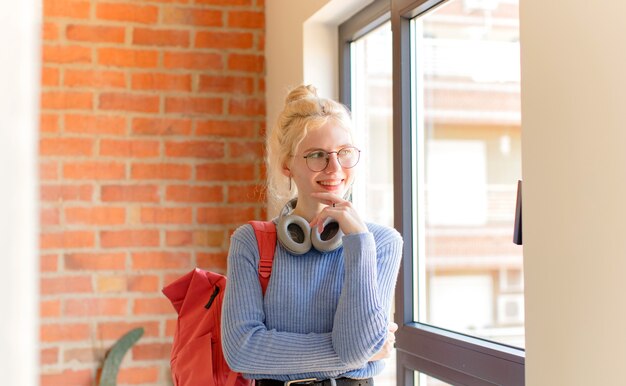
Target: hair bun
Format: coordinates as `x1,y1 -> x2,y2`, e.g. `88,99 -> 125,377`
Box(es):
285,84 -> 318,104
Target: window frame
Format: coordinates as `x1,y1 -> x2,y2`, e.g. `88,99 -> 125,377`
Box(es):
340,0 -> 526,385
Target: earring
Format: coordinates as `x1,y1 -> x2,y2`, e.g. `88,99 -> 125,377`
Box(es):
288,177 -> 292,191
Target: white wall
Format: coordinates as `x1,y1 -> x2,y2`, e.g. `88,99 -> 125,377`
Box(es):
521,1 -> 626,384
265,0 -> 371,215
0,1 -> 41,385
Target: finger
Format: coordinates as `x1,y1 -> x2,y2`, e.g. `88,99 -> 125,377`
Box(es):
388,322 -> 399,332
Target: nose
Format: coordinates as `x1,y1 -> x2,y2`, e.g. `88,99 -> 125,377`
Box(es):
325,152 -> 341,172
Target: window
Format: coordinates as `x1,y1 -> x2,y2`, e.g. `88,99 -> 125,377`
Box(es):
393,0 -> 525,384
341,0 -> 525,384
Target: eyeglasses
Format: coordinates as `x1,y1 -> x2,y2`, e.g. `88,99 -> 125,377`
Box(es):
301,146 -> 361,172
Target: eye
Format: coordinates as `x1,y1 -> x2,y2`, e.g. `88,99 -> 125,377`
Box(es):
306,150 -> 327,159
338,147 -> 355,157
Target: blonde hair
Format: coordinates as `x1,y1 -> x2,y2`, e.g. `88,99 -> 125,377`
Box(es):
266,84 -> 353,203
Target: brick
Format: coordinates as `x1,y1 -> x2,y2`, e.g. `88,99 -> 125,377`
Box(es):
165,140 -> 224,158
228,53 -> 264,72
40,137 -> 93,156
96,275 -> 127,292
41,276 -> 93,295
42,45 -> 92,64
100,139 -> 160,158
165,96 -> 223,114
101,185 -> 160,202
163,51 -> 222,70
40,299 -> 61,318
99,92 -> 160,113
65,114 -> 127,135
41,67 -> 59,87
96,3 -> 158,24
198,75 -> 254,94
131,73 -> 191,92
192,230 -> 226,247
195,31 -> 253,49
41,91 -> 93,110
164,230 -> 192,246
41,184 -> 93,202
227,184 -> 265,203
131,163 -> 192,180
40,323 -> 90,342
98,47 -> 158,68
196,119 -> 256,137
196,162 -> 255,181
40,230 -> 95,249
197,252 -> 227,271
133,297 -> 173,315
228,11 -> 265,29
66,24 -> 126,43
162,7 -> 222,27
101,230 -> 160,248
165,185 -> 223,203
41,370 -> 93,386
133,27 -> 190,47
63,161 -> 126,180
128,275 -> 160,292
41,208 -> 60,226
196,0 -> 251,4
44,0 -> 90,19
63,348 -> 100,363
40,161 -> 59,180
133,343 -> 171,360
140,207 -> 192,224
131,251 -> 191,269
132,117 -> 192,136
117,366 -> 160,384
42,22 -> 59,41
65,252 -> 126,270
197,206 -> 256,224
40,113 -> 59,133
97,321 -> 160,340
65,298 -> 128,317
229,140 -> 264,159
229,97 -> 265,116
41,253 -> 59,272
65,206 -> 126,225
41,347 -> 59,365
165,318 -> 177,337
64,69 -> 126,89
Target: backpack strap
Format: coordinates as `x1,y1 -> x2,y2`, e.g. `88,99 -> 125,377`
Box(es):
248,220 -> 276,295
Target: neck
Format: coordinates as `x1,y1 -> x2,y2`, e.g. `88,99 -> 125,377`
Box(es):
292,199 -> 322,222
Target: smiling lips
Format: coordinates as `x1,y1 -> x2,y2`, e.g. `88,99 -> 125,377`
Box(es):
318,179 -> 343,191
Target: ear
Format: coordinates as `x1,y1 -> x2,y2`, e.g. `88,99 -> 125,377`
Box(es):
281,161 -> 291,177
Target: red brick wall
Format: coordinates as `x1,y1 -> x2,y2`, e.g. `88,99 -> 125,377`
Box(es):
39,0 -> 265,384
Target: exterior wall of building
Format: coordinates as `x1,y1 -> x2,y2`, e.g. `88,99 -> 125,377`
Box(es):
39,0 -> 266,384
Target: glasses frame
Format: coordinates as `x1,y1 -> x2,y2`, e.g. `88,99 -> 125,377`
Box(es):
301,146 -> 361,172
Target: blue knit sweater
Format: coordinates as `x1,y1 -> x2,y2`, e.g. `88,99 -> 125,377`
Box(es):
221,221 -> 403,381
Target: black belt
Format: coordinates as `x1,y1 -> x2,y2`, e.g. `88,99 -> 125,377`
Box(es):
256,378 -> 373,386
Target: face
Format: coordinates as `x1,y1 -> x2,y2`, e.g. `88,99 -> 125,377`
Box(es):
283,120 -> 358,216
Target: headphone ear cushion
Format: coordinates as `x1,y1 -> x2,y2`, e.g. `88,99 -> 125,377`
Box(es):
277,214 -> 312,255
311,217 -> 343,253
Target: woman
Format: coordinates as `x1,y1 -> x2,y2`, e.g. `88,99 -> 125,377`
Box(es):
221,85 -> 403,385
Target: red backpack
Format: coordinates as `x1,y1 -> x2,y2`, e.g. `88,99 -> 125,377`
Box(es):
162,221 -> 276,386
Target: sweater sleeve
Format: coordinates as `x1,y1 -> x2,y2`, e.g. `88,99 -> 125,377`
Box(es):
331,227 -> 403,365
221,227 -> 360,375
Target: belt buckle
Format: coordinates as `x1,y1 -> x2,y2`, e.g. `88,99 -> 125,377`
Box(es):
285,378 -> 317,386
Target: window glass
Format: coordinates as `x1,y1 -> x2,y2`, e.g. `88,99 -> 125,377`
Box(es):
351,22 -> 394,229
415,372 -> 453,386
349,21 -> 395,385
411,0 -> 524,348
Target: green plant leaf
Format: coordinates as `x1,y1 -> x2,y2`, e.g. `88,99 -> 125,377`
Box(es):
98,327 -> 144,386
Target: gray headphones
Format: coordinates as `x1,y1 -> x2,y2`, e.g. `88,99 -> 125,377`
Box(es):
277,198 -> 343,255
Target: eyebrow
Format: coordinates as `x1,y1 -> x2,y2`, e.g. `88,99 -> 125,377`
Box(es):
301,144 -> 353,153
